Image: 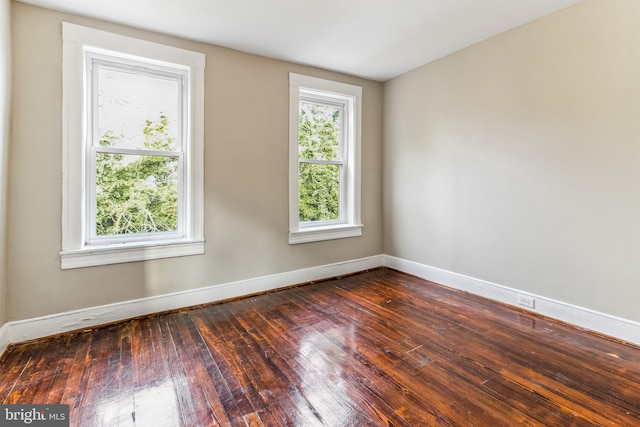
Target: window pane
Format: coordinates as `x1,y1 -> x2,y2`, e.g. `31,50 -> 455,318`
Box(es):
299,101 -> 341,161
96,153 -> 179,236
97,65 -> 180,151
299,163 -> 340,222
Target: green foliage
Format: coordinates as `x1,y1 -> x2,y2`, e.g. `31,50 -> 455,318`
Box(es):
96,115 -> 178,236
298,102 -> 341,222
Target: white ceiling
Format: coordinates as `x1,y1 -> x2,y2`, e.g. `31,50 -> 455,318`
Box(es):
19,0 -> 583,81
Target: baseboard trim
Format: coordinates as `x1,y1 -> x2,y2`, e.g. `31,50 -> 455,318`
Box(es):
0,322 -> 8,359
3,254 -> 638,351
3,255 -> 384,346
383,255 -> 640,346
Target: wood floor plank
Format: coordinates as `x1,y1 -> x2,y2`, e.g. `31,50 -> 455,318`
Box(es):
330,273 -> 638,424
132,317 -> 183,427
158,316 -> 202,427
233,299 -> 383,426
190,309 -> 269,425
1,338 -> 58,404
168,313 -> 231,426
311,280 -> 584,425
292,283 -> 537,426
206,303 -> 318,426
59,333 -> 95,416
357,273 -> 640,422
1,268 -> 639,426
76,325 -> 127,426
46,333 -> 92,405
255,296 -> 435,425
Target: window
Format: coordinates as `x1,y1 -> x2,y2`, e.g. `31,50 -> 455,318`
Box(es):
289,73 -> 362,244
61,23 -> 205,269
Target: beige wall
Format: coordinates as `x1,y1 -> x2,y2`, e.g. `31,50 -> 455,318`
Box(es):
7,2 -> 383,321
384,0 -> 640,322
9,0 -> 639,327
0,0 -> 10,325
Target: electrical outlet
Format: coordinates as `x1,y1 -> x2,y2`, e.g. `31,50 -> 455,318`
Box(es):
517,295 -> 535,309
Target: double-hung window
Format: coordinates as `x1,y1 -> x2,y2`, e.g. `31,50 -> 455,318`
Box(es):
289,73 -> 362,244
61,23 -> 205,269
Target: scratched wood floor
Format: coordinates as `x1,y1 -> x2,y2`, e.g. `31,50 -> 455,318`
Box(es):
1,269 -> 639,426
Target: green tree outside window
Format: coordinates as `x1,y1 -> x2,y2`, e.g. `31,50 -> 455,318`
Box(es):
96,115 -> 179,235
298,102 -> 341,222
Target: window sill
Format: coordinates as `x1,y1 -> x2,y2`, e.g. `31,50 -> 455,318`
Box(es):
60,239 -> 205,269
289,224 -> 363,244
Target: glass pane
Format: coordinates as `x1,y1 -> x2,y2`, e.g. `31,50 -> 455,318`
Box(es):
299,163 -> 340,222
97,65 -> 180,151
299,101 -> 341,161
96,152 -> 179,236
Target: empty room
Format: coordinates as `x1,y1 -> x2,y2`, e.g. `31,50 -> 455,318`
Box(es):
0,0 -> 639,425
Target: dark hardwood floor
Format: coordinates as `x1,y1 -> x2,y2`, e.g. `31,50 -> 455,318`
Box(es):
1,268 -> 639,426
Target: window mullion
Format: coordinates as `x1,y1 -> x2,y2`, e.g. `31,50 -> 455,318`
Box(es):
339,103 -> 347,221
94,146 -> 182,158
298,159 -> 343,166
87,58 -> 100,243
86,150 -> 94,243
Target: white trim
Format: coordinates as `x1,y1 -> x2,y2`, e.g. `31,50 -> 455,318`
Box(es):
2,256 -> 383,345
0,323 -> 8,358
288,73 -> 362,244
61,23 -> 206,269
289,73 -> 361,98
288,223 -> 363,244
3,254 -> 638,353
61,240 -> 205,269
383,255 -> 640,346
62,22 -> 205,68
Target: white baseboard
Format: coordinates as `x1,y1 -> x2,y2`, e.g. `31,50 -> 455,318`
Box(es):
0,322 -> 8,358
2,253 -> 638,353
383,255 -> 640,346
2,255 -> 383,346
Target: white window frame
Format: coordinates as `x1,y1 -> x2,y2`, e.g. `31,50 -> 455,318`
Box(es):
289,73 -> 363,244
61,23 -> 205,269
